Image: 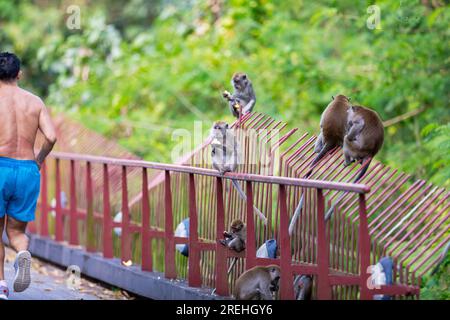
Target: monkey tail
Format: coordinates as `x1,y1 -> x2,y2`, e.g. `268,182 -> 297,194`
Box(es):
325,157 -> 372,221
288,154 -> 326,236
353,157 -> 372,184
231,179 -> 268,224
288,194 -> 304,236
288,147 -> 332,235
431,241 -> 450,275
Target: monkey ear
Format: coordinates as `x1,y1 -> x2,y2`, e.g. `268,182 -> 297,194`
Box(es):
242,74 -> 247,79
225,123 -> 229,129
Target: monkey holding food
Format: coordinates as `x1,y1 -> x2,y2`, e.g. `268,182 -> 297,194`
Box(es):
222,72 -> 256,118
233,265 -> 280,300
220,219 -> 246,252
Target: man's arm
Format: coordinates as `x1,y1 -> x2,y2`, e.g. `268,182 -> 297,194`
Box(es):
35,101 -> 57,168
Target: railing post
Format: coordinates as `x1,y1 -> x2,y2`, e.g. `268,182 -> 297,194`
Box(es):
215,177 -> 228,296
279,184 -> 294,299
40,161 -> 49,237
121,166 -> 131,262
188,173 -> 201,287
359,194 -> 372,300
102,164 -> 113,258
55,159 -> 63,241
245,181 -> 256,269
69,160 -> 78,245
86,162 -> 95,252
164,171 -> 176,279
316,188 -> 332,300
141,168 -> 152,271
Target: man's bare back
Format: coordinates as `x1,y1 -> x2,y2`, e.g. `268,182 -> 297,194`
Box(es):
0,84 -> 55,160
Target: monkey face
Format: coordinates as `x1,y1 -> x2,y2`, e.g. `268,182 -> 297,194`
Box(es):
230,219 -> 244,233
232,73 -> 249,90
268,265 -> 281,282
211,121 -> 229,139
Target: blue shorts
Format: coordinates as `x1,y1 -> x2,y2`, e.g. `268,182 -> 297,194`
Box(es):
0,157 -> 41,222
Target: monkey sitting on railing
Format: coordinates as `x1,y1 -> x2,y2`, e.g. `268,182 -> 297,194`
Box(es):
222,72 -> 256,118
219,219 -> 246,252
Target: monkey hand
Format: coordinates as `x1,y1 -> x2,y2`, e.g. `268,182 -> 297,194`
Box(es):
219,239 -> 229,247
223,231 -> 232,238
223,91 -> 231,99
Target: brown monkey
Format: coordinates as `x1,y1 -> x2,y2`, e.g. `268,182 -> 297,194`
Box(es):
289,95 -> 351,235
324,104 -> 384,220
312,94 -> 351,168
234,265 -> 280,300
210,121 -> 267,224
343,105 -> 384,171
220,219 -> 246,252
223,72 -> 256,118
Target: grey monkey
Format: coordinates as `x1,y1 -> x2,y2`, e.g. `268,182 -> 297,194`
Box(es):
223,72 -> 256,118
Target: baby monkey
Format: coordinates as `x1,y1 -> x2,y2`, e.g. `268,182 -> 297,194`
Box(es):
220,219 -> 246,252
223,72 -> 256,118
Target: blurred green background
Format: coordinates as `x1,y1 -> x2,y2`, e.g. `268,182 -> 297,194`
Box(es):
1,0 -> 448,187
0,0 -> 449,299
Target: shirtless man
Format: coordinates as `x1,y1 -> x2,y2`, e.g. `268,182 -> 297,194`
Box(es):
0,52 -> 57,300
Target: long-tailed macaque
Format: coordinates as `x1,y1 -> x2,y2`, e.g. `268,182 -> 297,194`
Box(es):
210,121 -> 267,224
289,95 -> 351,235
233,265 -> 280,300
324,104 -> 384,220
223,72 -> 256,118
220,219 -> 246,252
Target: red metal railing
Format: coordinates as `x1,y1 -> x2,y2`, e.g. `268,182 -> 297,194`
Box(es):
31,150 -> 420,300
29,112 -> 448,300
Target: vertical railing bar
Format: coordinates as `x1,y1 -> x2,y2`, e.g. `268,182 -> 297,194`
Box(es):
102,164 -> 113,258
358,194 -> 371,300
188,173 -> 201,287
40,161 -> 49,237
121,166 -> 131,263
69,160 -> 78,245
164,170 -> 176,279
141,168 -> 152,271
279,184 -> 294,299
245,181 -> 256,270
316,188 -> 331,300
55,158 -> 63,241
86,161 -> 95,252
214,177 -> 228,295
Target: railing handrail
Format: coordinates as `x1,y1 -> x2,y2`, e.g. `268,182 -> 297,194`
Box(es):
49,151 -> 370,194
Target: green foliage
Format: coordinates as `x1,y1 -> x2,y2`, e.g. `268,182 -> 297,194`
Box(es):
1,0 -> 449,173
421,254 -> 450,300
0,0 -> 448,299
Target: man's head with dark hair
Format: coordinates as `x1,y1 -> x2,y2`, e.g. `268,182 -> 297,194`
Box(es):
0,52 -> 21,82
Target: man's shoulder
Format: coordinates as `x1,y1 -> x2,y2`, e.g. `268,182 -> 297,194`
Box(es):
19,88 -> 45,108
